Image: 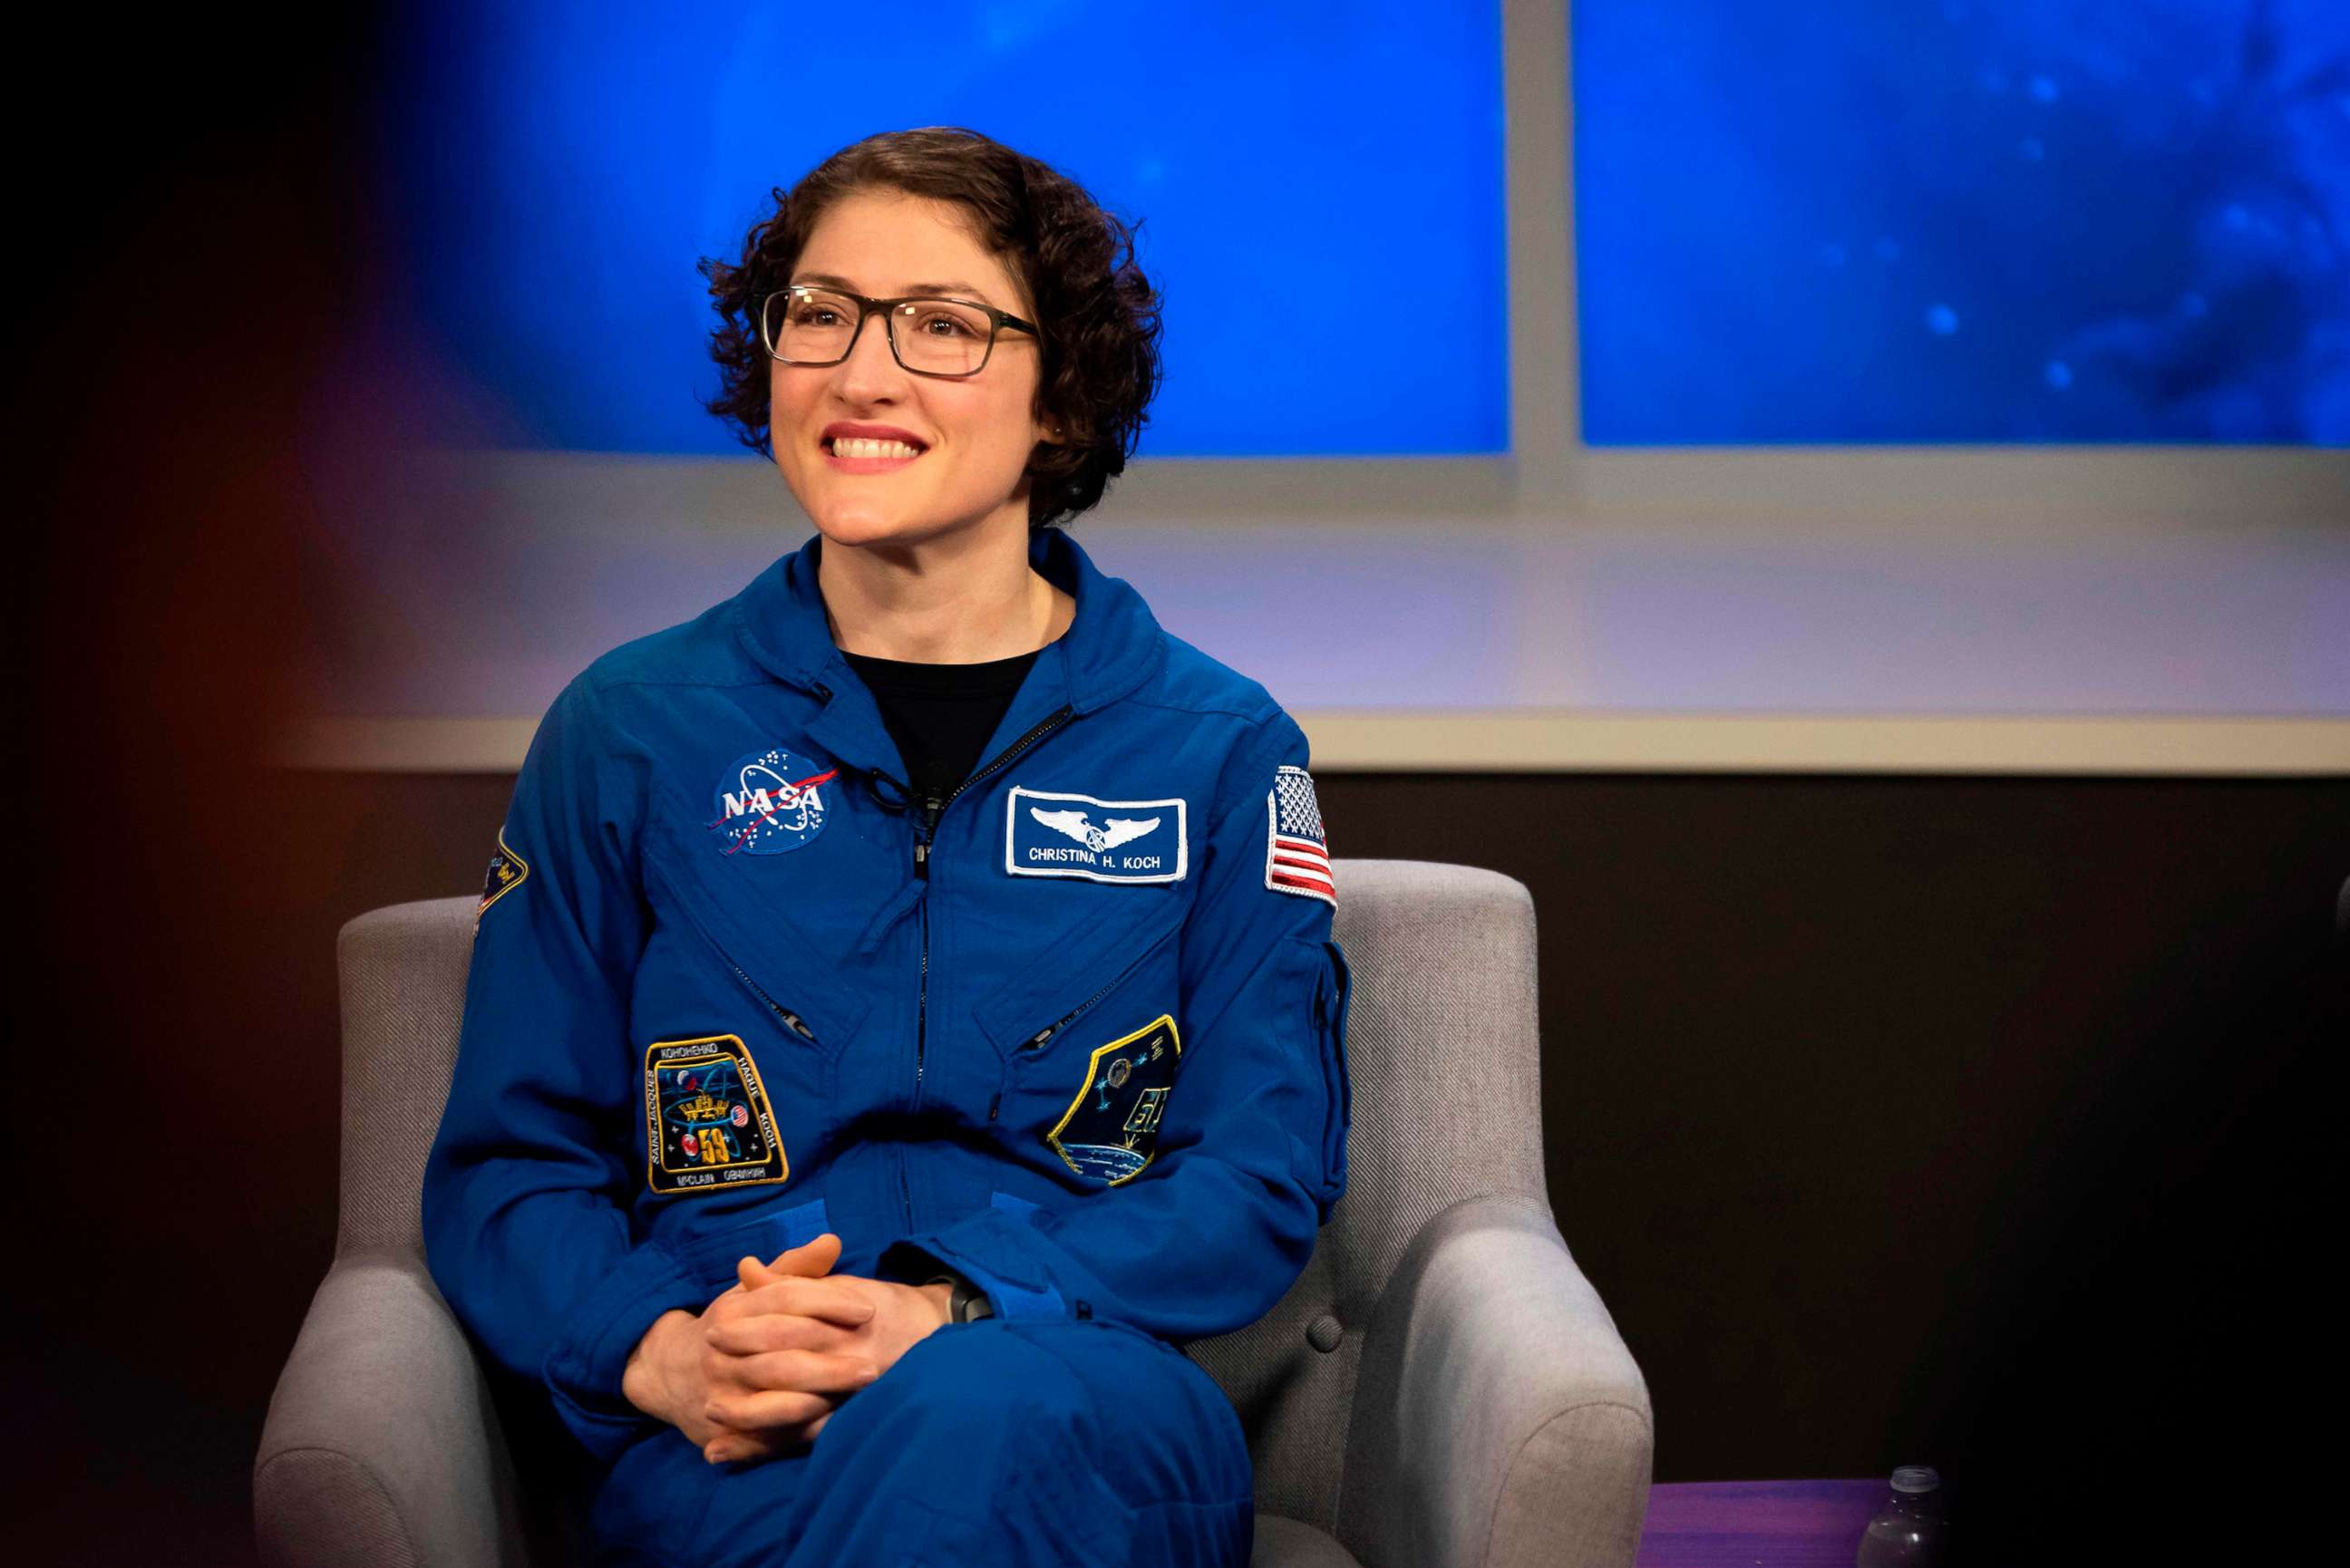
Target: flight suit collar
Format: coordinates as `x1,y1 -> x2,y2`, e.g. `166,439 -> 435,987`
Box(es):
729,526 -> 1168,788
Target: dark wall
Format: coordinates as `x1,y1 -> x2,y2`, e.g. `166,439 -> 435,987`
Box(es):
70,766 -> 2333,1563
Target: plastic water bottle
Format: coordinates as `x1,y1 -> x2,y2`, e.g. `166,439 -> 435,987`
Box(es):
1855,1466 -> 1949,1566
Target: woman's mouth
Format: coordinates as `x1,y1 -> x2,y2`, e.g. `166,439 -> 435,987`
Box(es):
823,435 -> 927,473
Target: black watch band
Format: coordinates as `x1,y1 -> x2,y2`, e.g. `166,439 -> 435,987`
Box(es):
926,1272 -> 995,1323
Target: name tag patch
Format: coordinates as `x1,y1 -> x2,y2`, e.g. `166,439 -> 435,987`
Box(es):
643,1034 -> 789,1195
1005,785 -> 1188,884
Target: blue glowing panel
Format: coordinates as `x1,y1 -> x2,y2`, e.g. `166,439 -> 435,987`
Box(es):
374,2 -> 1508,457
1572,0 -> 2350,444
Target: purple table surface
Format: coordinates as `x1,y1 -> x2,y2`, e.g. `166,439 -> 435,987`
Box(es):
1636,1478 -> 1889,1568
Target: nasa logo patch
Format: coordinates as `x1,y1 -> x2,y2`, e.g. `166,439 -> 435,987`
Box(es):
643,1034 -> 788,1195
477,830 -> 528,924
709,745 -> 838,857
1005,785 -> 1188,884
1044,1014 -> 1182,1186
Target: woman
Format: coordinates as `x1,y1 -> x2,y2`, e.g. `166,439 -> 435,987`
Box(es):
423,127 -> 1353,1567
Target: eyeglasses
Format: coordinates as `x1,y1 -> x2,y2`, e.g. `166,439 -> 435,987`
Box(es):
760,286 -> 1041,378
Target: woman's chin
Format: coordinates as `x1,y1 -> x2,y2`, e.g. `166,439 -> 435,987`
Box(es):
811,506 -> 985,554
811,509 -> 922,547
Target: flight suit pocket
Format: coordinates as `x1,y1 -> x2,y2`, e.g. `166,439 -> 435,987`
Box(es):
972,903 -> 1186,1068
661,1195 -> 836,1292
640,808 -> 871,1070
1290,937 -> 1353,1220
975,910 -> 1187,1182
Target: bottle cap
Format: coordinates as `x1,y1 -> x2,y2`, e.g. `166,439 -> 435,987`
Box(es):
1890,1466 -> 1941,1494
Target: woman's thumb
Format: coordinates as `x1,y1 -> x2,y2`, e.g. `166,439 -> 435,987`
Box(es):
757,1231 -> 842,1277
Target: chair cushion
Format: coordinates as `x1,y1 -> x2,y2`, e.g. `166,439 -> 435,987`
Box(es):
1252,1512 -> 1364,1567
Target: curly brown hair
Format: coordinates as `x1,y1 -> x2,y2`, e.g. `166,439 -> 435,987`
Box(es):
697,127 -> 1164,532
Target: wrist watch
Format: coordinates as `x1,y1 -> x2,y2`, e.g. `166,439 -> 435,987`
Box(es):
925,1271 -> 996,1323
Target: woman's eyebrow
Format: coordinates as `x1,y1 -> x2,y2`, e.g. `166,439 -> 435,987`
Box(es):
795,271 -> 995,304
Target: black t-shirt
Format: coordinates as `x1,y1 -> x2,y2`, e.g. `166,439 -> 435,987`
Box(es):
840,645 -> 1044,807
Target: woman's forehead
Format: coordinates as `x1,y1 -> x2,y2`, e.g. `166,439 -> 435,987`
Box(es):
797,192 -> 1026,312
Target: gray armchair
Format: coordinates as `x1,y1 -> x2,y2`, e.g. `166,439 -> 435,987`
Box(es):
256,858 -> 1653,1567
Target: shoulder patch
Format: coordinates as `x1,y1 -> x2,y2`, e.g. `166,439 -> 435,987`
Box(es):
1265,764 -> 1335,905
477,829 -> 529,923
644,1035 -> 789,1195
1044,1013 -> 1181,1186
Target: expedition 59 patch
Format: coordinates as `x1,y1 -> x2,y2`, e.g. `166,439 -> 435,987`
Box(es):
643,1034 -> 788,1195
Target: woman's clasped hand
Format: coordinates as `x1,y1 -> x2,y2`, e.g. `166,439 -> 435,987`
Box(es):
621,1232 -> 955,1465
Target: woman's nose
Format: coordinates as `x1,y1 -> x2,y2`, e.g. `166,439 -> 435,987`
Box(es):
836,304 -> 908,384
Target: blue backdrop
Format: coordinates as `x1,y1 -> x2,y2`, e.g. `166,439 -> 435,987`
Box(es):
1573,0 -> 2350,444
374,1 -> 1509,458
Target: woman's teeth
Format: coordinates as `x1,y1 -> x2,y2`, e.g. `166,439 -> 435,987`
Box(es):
830,438 -> 924,459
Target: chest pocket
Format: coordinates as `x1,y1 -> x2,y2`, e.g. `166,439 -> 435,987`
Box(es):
972,901 -> 1187,1065
640,793 -> 873,1065
972,902 -> 1188,1181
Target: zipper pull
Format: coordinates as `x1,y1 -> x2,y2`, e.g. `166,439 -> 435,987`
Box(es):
1025,1024 -> 1057,1050
776,1007 -> 817,1042
914,794 -> 945,880
988,1089 -> 1002,1123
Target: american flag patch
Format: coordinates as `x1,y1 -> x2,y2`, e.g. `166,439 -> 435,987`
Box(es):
1264,764 -> 1335,906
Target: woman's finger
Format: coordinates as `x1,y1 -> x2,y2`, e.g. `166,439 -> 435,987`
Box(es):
721,1348 -> 880,1395
737,1234 -> 840,1292
739,1276 -> 873,1327
703,1314 -> 799,1355
704,1310 -> 862,1356
706,1387 -> 834,1429
704,1430 -> 794,1466
774,1233 -> 841,1271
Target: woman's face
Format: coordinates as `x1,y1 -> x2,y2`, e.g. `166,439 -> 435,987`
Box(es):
769,188 -> 1054,551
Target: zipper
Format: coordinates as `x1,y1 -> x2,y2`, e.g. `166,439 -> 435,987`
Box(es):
990,915 -> 1184,1121
730,958 -> 819,1041
814,677 -> 927,1234
907,702 -> 1075,1099
1021,972 -> 1126,1053
908,703 -> 1075,882
645,858 -> 824,1048
894,701 -> 1078,1224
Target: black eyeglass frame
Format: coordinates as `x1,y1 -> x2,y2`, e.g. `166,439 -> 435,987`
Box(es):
760,285 -> 1042,378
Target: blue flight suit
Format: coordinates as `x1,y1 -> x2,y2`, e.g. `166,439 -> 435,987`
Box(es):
422,525 -> 1354,1567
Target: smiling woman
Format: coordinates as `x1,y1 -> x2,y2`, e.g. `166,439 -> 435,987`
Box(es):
419,125 -> 1350,1568
698,125 -> 1164,539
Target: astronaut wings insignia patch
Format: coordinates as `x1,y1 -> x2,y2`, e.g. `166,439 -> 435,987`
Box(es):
1264,765 -> 1335,906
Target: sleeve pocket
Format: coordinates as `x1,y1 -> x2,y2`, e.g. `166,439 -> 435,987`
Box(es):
1294,936 -> 1354,1224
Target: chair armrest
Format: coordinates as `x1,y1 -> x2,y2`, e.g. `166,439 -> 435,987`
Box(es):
254,1255 -> 526,1568
1337,1196 -> 1654,1568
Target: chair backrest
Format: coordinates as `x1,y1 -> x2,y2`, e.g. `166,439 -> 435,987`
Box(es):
336,857 -> 1551,1530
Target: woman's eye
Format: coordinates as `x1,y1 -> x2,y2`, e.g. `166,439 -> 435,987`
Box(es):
919,313 -> 974,337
